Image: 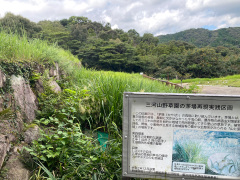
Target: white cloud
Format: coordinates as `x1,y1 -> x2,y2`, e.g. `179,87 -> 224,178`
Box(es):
186,0 -> 204,11
139,10 -> 181,32
0,0 -> 46,15
126,2 -> 143,12
112,24 -> 119,29
103,15 -> 112,23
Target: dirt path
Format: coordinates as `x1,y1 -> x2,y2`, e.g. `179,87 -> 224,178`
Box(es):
182,83 -> 240,95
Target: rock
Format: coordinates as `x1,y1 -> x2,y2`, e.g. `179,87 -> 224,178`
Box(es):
34,64 -> 44,74
0,69 -> 6,88
0,135 -> 11,169
0,111 -> 23,148
24,125 -> 40,144
36,78 -> 61,94
35,79 -> 44,94
3,146 -> 30,180
49,80 -> 61,93
10,75 -> 38,123
0,97 -> 3,112
49,62 -> 60,80
0,93 -> 12,112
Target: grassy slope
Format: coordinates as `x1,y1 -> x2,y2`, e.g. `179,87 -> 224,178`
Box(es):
171,74 -> 240,87
0,31 -> 185,132
0,31 -> 79,73
0,31 -> 182,92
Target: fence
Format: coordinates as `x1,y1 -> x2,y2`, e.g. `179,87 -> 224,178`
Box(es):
142,74 -> 184,89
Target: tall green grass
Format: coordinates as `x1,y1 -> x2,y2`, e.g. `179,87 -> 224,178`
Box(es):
71,69 -> 182,132
0,31 -> 79,75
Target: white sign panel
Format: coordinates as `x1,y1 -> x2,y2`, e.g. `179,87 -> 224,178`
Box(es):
122,93 -> 240,180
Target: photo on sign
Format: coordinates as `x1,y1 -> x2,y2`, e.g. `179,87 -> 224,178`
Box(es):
172,129 -> 240,177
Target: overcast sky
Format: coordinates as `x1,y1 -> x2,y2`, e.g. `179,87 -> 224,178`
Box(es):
1,0 -> 240,36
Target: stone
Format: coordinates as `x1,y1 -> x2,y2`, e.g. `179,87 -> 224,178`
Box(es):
3,145 -> 30,180
34,64 -> 44,74
0,135 -> 11,169
49,80 -> 61,93
35,79 -> 44,94
24,125 -> 40,144
10,75 -> 38,123
0,111 -> 23,144
35,78 -> 61,94
0,69 -> 6,88
0,93 -> 12,112
0,97 -> 3,112
49,62 -> 60,80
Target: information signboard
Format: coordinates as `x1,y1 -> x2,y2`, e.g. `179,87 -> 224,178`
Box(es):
122,92 -> 240,180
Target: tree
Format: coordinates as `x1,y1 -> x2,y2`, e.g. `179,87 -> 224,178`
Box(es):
0,12 -> 42,37
68,16 -> 91,25
36,20 -> 70,49
60,19 -> 68,27
127,29 -> 140,45
71,24 -> 88,42
142,33 -> 159,46
78,38 -> 143,72
89,21 -> 104,37
185,48 -> 224,78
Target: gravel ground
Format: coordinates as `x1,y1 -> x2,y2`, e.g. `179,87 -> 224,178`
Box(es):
181,83 -> 240,95
199,85 -> 240,95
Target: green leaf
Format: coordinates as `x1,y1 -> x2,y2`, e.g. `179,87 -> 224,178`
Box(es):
61,141 -> 66,145
85,158 -> 90,163
40,156 -> 47,161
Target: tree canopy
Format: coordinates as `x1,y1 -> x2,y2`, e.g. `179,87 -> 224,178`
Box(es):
0,12 -> 42,37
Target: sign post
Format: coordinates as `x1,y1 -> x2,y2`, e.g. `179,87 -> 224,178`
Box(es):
122,92 -> 240,179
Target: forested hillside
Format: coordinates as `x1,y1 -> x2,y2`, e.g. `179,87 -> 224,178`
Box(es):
158,27 -> 240,48
1,13 -> 240,80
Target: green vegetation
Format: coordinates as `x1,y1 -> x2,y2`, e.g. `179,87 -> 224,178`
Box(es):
0,30 -> 78,65
0,12 -> 41,38
1,12 -> 240,179
172,74 -> 240,87
2,13 -> 240,79
158,27 -> 240,48
0,30 -> 184,179
26,47 -> 183,179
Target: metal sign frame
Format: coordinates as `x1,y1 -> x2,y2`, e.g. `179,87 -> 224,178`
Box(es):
122,92 -> 240,180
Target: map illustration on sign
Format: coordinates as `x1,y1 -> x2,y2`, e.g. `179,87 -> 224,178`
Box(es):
172,130 -> 240,177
